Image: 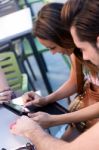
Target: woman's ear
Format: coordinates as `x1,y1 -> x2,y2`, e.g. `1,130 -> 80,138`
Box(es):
96,36 -> 99,48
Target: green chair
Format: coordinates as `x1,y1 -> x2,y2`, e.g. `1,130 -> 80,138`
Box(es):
0,52 -> 28,94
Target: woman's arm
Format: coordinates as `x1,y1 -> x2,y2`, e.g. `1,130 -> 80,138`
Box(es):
23,54 -> 78,106
11,116 -> 99,150
50,102 -> 99,126
28,122 -> 99,150
28,102 -> 99,128
45,54 -> 78,104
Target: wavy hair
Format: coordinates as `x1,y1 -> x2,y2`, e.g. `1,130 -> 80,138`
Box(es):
61,0 -> 98,73
33,3 -> 74,49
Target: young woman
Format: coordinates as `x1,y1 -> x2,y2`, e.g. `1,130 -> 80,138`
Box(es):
22,1 -> 99,141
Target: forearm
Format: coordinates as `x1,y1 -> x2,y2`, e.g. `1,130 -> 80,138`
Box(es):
11,116 -> 99,150
45,58 -> 77,104
26,123 -> 99,150
71,122 -> 99,150
45,79 -> 77,104
65,103 -> 99,123
50,102 -> 99,126
26,128 -> 70,150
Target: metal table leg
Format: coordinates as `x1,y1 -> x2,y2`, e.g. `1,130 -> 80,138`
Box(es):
26,34 -> 53,94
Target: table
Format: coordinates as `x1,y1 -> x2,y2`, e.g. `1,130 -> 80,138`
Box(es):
0,7 -> 52,93
0,101 -> 66,149
0,8 -> 32,44
0,106 -> 30,150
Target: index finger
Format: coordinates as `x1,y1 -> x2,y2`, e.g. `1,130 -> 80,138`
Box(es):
28,91 -> 36,98
28,112 -> 40,118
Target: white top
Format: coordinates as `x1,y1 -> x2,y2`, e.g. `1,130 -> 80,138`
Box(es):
0,8 -> 33,44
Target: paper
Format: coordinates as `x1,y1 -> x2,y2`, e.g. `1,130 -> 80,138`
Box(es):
11,90 -> 41,106
11,97 -> 24,106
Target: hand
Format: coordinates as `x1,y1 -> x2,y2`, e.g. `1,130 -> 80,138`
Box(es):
22,91 -> 48,107
0,88 -> 13,104
10,116 -> 42,138
28,112 -> 54,128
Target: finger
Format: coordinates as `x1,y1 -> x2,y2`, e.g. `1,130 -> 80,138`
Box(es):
0,92 -> 9,97
0,95 -> 11,101
0,99 -> 11,104
23,95 -> 33,104
0,88 -> 11,93
10,125 -> 20,135
10,128 -> 16,135
25,99 -> 41,107
32,116 -> 39,122
24,101 -> 34,107
0,91 -> 12,101
10,122 -> 16,129
10,122 -> 17,134
28,113 -> 36,118
24,91 -> 36,99
0,90 -> 12,96
28,91 -> 36,97
0,99 -> 10,104
5,91 -> 13,96
22,115 -> 31,120
28,113 -> 35,118
28,112 -> 40,118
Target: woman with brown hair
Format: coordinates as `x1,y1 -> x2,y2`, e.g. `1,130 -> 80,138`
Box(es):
21,1 -> 99,141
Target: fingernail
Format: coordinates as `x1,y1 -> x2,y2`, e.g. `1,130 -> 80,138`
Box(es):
10,122 -> 16,129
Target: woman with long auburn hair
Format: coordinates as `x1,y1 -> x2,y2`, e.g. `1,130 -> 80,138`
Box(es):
20,0 -> 99,141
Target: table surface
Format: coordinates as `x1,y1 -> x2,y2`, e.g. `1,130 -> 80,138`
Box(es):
0,8 -> 33,44
0,106 -> 30,150
0,93 -> 66,149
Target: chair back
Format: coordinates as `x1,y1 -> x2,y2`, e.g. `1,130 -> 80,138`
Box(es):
0,0 -> 19,17
0,52 -> 22,91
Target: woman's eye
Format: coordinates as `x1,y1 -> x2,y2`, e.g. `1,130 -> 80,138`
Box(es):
50,47 -> 56,50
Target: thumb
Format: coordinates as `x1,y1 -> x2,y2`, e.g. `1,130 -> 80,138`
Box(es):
28,91 -> 37,98
24,99 -> 40,107
32,116 -> 39,122
24,101 -> 34,107
28,112 -> 39,118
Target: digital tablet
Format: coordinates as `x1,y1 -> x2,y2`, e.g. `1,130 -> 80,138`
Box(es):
3,101 -> 67,116
3,93 -> 67,116
3,102 -> 29,116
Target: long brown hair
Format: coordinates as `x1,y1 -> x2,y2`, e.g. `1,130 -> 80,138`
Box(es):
61,0 -> 98,73
72,0 -> 99,46
33,3 -> 74,49
72,0 -> 99,73
61,0 -> 85,29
